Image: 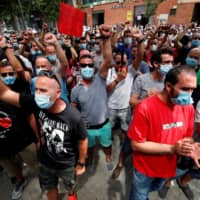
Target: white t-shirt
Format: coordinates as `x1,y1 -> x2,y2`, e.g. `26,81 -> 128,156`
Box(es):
106,65 -> 136,109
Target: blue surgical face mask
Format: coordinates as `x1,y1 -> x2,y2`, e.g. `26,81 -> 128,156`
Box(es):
34,94 -> 53,109
186,57 -> 198,67
191,39 -> 200,47
159,64 -> 173,76
1,76 -> 16,85
32,50 -> 42,56
47,54 -> 57,62
81,67 -> 94,80
124,37 -> 132,45
171,91 -> 193,105
79,43 -> 87,49
13,43 -> 19,50
90,39 -> 95,44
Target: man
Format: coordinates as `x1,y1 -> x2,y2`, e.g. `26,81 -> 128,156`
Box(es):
185,47 -> 200,108
128,65 -> 196,200
0,66 -> 88,199
0,36 -> 38,200
43,32 -> 69,102
71,25 -> 113,169
111,47 -> 174,179
130,47 -> 174,107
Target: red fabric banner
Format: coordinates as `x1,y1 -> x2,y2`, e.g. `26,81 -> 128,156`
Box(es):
58,3 -> 85,37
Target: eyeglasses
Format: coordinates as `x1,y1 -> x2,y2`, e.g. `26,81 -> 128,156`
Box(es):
0,72 -> 15,77
38,70 -> 61,88
80,63 -> 94,68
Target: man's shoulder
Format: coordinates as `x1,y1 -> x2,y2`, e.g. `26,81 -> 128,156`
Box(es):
71,82 -> 83,93
65,104 -> 82,120
133,73 -> 150,85
136,95 -> 160,110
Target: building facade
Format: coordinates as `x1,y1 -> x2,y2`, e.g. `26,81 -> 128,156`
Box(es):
79,0 -> 200,26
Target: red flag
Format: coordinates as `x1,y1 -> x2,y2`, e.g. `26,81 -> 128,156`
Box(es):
58,3 -> 85,37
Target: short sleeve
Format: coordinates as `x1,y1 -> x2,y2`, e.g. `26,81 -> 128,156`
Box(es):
70,87 -> 79,104
75,117 -> 88,140
131,75 -> 142,96
19,93 -> 38,115
128,102 -> 148,142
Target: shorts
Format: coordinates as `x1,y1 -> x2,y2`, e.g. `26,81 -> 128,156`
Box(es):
39,164 -> 76,192
87,121 -> 112,148
109,108 -> 129,131
0,143 -> 38,177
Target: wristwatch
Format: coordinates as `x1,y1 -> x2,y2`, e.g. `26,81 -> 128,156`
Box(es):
77,161 -> 85,167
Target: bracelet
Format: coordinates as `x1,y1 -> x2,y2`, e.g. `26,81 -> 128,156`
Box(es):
77,161 -> 85,167
137,38 -> 145,44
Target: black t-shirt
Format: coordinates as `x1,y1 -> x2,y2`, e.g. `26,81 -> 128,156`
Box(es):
19,94 -> 87,169
0,79 -> 36,157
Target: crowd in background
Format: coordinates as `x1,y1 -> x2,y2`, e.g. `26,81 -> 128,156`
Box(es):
1,21 -> 200,200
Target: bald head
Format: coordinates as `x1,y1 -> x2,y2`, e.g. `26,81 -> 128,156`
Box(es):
188,48 -> 200,59
35,56 -> 52,70
79,49 -> 90,58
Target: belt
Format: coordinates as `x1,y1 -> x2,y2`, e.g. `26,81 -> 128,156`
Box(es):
87,119 -> 109,130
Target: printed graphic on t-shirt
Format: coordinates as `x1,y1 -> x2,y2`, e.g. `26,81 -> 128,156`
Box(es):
0,111 -> 12,138
39,111 -> 69,155
162,121 -> 183,130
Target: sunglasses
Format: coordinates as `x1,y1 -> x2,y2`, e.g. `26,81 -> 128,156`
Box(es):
38,70 -> 61,88
116,61 -> 127,66
0,72 -> 15,77
80,63 -> 94,68
36,65 -> 47,69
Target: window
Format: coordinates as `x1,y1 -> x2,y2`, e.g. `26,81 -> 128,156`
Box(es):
169,8 -> 176,16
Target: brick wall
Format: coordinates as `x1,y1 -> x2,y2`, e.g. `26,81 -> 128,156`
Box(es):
82,0 -> 195,26
155,0 -> 195,25
82,0 -> 145,26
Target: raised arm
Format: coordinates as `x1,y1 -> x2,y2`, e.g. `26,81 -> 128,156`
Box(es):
98,25 -> 112,79
0,35 -> 26,80
132,28 -> 145,70
44,33 -> 69,67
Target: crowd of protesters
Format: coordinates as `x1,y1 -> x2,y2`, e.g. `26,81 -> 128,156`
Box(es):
1,21 -> 200,200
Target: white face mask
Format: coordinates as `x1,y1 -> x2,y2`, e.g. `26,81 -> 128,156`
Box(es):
150,44 -> 158,51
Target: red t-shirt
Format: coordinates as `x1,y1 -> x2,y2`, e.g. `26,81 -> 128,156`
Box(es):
128,95 -> 194,178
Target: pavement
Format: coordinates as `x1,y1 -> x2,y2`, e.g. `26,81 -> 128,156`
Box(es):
1,132 -> 200,200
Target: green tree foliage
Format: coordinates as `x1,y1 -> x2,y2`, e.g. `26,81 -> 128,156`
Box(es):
0,0 -> 61,29
145,0 -> 164,18
32,0 -> 60,21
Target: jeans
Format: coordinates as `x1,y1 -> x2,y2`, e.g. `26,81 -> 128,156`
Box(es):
129,168 -> 167,200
